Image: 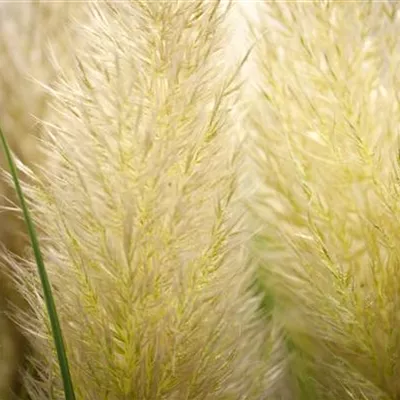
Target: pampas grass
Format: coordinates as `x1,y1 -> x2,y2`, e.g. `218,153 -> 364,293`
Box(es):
3,0 -> 400,398
246,0 -> 400,398
0,124 -> 75,400
7,1 -> 276,399
0,2 -> 81,398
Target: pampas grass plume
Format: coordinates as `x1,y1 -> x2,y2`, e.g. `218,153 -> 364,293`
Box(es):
12,2 -> 278,398
247,1 -> 400,398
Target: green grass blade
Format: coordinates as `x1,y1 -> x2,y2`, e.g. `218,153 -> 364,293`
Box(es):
0,125 -> 75,400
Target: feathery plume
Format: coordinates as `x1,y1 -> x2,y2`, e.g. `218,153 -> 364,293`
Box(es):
247,1 -> 400,398
14,2 -> 276,398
